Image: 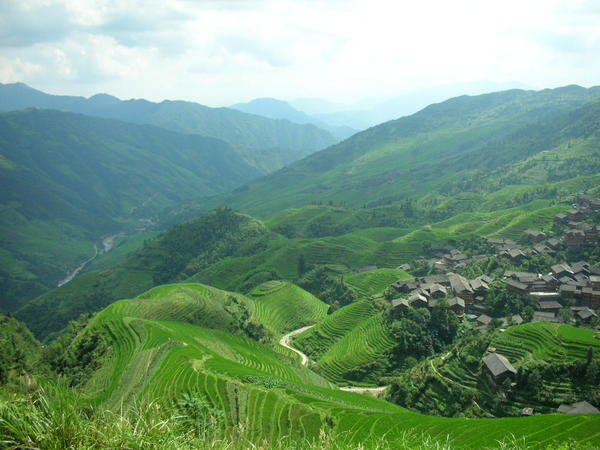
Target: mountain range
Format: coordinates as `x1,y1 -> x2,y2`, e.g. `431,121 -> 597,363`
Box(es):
0,82 -> 338,173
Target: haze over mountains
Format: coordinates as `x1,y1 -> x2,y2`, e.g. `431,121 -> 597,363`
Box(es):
0,82 -> 338,174
230,97 -> 357,139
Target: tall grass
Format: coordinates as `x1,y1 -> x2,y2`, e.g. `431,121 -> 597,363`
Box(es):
0,381 -> 457,449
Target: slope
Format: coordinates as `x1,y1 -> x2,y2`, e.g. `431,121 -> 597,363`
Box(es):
73,282 -> 600,447
0,82 -> 337,173
15,209 -> 269,339
204,85 -> 600,216
0,109 -> 260,312
247,281 -> 328,335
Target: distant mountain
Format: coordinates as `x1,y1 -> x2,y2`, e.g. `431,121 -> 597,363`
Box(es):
205,85 -> 600,215
230,97 -> 357,139
0,83 -> 337,173
0,108 -> 261,312
292,81 -> 532,130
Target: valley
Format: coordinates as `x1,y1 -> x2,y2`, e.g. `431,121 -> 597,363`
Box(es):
1,84 -> 600,449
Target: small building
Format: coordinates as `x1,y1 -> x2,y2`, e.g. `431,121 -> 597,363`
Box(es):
409,293 -> 428,308
509,314 -> 524,326
477,314 -> 492,326
483,352 -> 517,384
448,273 -> 475,303
391,298 -> 410,311
447,296 -> 465,316
537,300 -> 563,312
506,280 -> 529,295
521,407 -> 534,416
576,307 -> 597,322
559,284 -> 577,300
396,264 -> 411,271
552,263 -> 574,278
558,401 -> 599,414
554,213 -> 569,225
546,238 -> 561,249
524,229 -> 546,242
533,311 -> 558,322
591,275 -> 600,290
391,280 -> 419,293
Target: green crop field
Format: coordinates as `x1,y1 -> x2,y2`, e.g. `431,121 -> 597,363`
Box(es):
493,322 -> 600,364
248,281 -> 328,335
344,268 -> 412,297
75,282 -> 600,447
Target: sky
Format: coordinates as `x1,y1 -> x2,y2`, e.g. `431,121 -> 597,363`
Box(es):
1,0 -> 599,108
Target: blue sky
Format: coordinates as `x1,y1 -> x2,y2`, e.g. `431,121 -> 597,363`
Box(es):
1,0 -> 599,107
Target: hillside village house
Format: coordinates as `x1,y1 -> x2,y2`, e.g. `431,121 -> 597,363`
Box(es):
483,352 -> 517,386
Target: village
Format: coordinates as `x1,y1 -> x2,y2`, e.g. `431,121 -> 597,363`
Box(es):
386,193 -> 600,415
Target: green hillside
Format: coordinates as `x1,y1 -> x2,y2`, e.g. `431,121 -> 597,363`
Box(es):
203,86 -> 600,216
248,281 -> 328,335
388,324 -> 600,418
0,82 -> 337,173
15,209 -> 270,339
18,197 -> 572,341
54,283 -> 600,447
345,268 -> 412,297
0,109 -> 262,312
493,322 -> 600,363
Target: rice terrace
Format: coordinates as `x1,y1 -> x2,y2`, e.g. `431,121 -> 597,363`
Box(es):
2,2 -> 600,448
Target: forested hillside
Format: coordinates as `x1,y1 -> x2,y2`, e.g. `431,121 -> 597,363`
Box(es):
0,110 -> 260,312
0,83 -> 337,173
204,85 -> 600,216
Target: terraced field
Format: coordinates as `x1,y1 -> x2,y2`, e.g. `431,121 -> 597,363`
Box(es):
493,322 -> 600,364
316,313 -> 395,384
293,299 -> 380,359
248,281 -> 328,335
344,268 -> 411,297
81,281 -> 600,447
292,299 -> 394,384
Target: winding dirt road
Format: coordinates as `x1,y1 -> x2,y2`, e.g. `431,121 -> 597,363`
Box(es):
280,325 -> 388,396
279,325 -> 315,366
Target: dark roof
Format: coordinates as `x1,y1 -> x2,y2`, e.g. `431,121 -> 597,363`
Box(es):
558,401 -> 599,414
391,298 -> 409,309
483,352 -> 517,378
533,311 -> 558,322
447,296 -> 465,308
537,300 -> 562,310
510,314 -> 523,325
506,280 -> 528,291
477,314 -> 492,325
577,308 -> 597,320
448,273 -> 473,294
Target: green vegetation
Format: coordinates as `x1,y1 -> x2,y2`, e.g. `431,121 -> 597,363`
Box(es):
493,322 -> 600,363
0,313 -> 43,384
0,108 -> 263,312
389,323 -> 600,418
5,283 -> 600,448
248,281 -> 328,335
0,82 -> 337,174
345,268 -> 411,297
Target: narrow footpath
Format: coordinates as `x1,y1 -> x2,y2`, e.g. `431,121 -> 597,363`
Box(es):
280,325 -> 388,397
279,325 -> 315,366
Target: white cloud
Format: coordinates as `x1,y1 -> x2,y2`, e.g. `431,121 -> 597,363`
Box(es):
0,0 -> 598,105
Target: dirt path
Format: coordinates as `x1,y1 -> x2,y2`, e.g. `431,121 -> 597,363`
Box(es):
279,325 -> 315,366
339,386 -> 387,396
280,325 -> 388,396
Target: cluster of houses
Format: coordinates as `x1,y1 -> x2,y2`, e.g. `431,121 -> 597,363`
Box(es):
387,192 -> 600,328
481,350 -> 600,415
